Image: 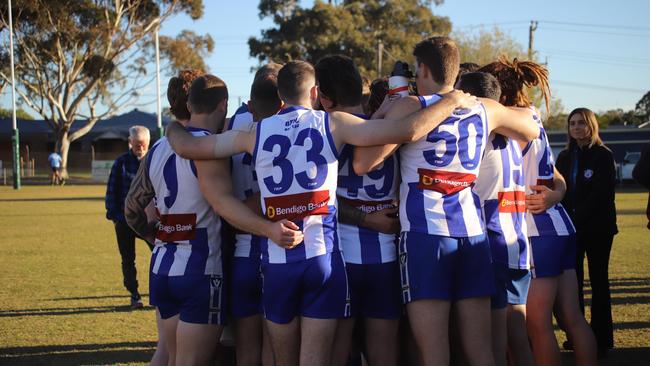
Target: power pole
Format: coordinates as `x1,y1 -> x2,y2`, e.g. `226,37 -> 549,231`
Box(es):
528,20 -> 538,61
377,40 -> 384,77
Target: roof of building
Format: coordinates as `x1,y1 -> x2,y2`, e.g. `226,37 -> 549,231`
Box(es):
0,109 -> 171,139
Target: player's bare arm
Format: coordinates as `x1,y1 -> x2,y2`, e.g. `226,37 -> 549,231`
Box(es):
527,166 -> 567,214
352,96 -> 423,175
195,158 -> 303,248
330,90 -> 477,151
482,98 -> 539,142
166,120 -> 255,160
124,157 -> 157,244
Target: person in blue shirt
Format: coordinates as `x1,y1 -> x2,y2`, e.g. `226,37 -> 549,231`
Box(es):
105,125 -> 151,308
47,151 -> 63,185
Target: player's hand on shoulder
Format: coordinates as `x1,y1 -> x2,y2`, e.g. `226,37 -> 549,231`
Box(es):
267,219 -> 304,249
445,89 -> 479,109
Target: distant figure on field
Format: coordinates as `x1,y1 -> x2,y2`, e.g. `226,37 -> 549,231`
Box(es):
48,151 -> 63,185
105,125 -> 152,308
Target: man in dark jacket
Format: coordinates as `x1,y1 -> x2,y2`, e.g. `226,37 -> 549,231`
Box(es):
105,125 -> 152,308
632,143 -> 650,229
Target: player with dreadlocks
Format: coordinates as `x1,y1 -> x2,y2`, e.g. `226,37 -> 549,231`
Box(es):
480,57 -> 597,366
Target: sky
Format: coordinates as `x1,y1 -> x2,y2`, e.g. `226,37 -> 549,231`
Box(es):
3,0 -> 650,120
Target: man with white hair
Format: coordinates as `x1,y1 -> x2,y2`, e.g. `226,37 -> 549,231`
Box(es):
105,125 -> 152,308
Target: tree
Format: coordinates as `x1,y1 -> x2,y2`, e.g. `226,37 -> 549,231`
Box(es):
0,0 -> 210,177
453,26 -> 525,66
0,107 -> 34,120
635,91 -> 650,120
249,0 -> 451,79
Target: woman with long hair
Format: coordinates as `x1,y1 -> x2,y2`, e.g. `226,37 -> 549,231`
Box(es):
555,108 -> 617,357
480,57 -> 597,366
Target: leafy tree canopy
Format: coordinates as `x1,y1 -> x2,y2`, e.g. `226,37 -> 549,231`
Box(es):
249,0 -> 451,79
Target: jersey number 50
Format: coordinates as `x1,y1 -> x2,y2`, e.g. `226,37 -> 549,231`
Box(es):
423,115 -> 484,170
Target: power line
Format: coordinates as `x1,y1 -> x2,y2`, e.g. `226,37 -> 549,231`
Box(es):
550,79 -> 647,94
539,49 -> 650,64
540,53 -> 650,69
453,21 -> 529,30
540,26 -> 650,38
538,20 -> 650,32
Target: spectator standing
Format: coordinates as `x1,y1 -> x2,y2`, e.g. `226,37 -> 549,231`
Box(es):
48,151 -> 63,185
105,125 -> 152,308
555,108 -> 617,356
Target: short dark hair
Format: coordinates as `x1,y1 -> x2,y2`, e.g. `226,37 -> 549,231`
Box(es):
277,61 -> 316,103
187,75 -> 228,115
457,72 -> 502,101
456,62 -> 480,84
250,63 -> 283,118
413,36 -> 460,87
167,69 -> 203,120
315,55 -> 363,108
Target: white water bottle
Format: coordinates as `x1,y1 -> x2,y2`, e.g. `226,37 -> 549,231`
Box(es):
388,61 -> 412,98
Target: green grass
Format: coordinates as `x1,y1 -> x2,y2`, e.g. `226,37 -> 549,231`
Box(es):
0,186 -> 648,365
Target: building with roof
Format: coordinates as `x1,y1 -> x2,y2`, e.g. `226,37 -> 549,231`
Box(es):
0,109 -> 170,173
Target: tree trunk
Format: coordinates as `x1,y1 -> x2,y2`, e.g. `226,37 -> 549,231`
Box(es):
58,131 -> 70,179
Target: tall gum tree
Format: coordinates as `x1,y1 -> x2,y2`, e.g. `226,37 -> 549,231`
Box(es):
0,0 -> 210,177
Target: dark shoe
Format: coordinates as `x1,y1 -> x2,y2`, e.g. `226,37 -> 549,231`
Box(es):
563,340 -> 573,350
130,294 -> 143,309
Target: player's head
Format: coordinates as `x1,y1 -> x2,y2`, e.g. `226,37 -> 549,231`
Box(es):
249,62 -> 283,121
412,36 -> 460,94
455,62 -> 480,85
479,56 -> 550,113
277,60 -> 317,107
128,125 -> 150,160
456,72 -> 501,101
361,76 -> 371,114
315,54 -> 363,111
167,69 -> 204,122
366,77 -> 389,116
566,107 -> 602,148
187,74 -> 229,131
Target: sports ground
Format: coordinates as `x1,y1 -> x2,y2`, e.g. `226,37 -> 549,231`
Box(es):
0,185 -> 648,365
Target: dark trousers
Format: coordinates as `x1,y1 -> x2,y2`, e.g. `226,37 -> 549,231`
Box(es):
114,220 -> 154,296
575,231 -> 614,349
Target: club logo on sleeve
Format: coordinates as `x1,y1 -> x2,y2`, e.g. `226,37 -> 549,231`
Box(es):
497,191 -> 526,213
264,190 -> 331,221
156,213 -> 197,242
339,198 -> 395,214
417,168 -> 476,195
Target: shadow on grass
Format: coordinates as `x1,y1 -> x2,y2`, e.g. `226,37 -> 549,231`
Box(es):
0,197 -> 103,202
609,278 -> 650,287
616,208 -> 648,216
46,294 -> 149,302
562,347 -> 650,366
0,305 -> 153,318
0,341 -> 155,366
584,286 -> 650,295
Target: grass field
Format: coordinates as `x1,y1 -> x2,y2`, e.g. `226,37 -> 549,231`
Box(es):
0,185 -> 648,365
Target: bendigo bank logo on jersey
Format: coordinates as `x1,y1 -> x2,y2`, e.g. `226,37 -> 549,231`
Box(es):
417,168 -> 476,195
497,191 -> 526,213
156,213 -> 197,242
340,198 -> 395,214
264,190 -> 330,221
